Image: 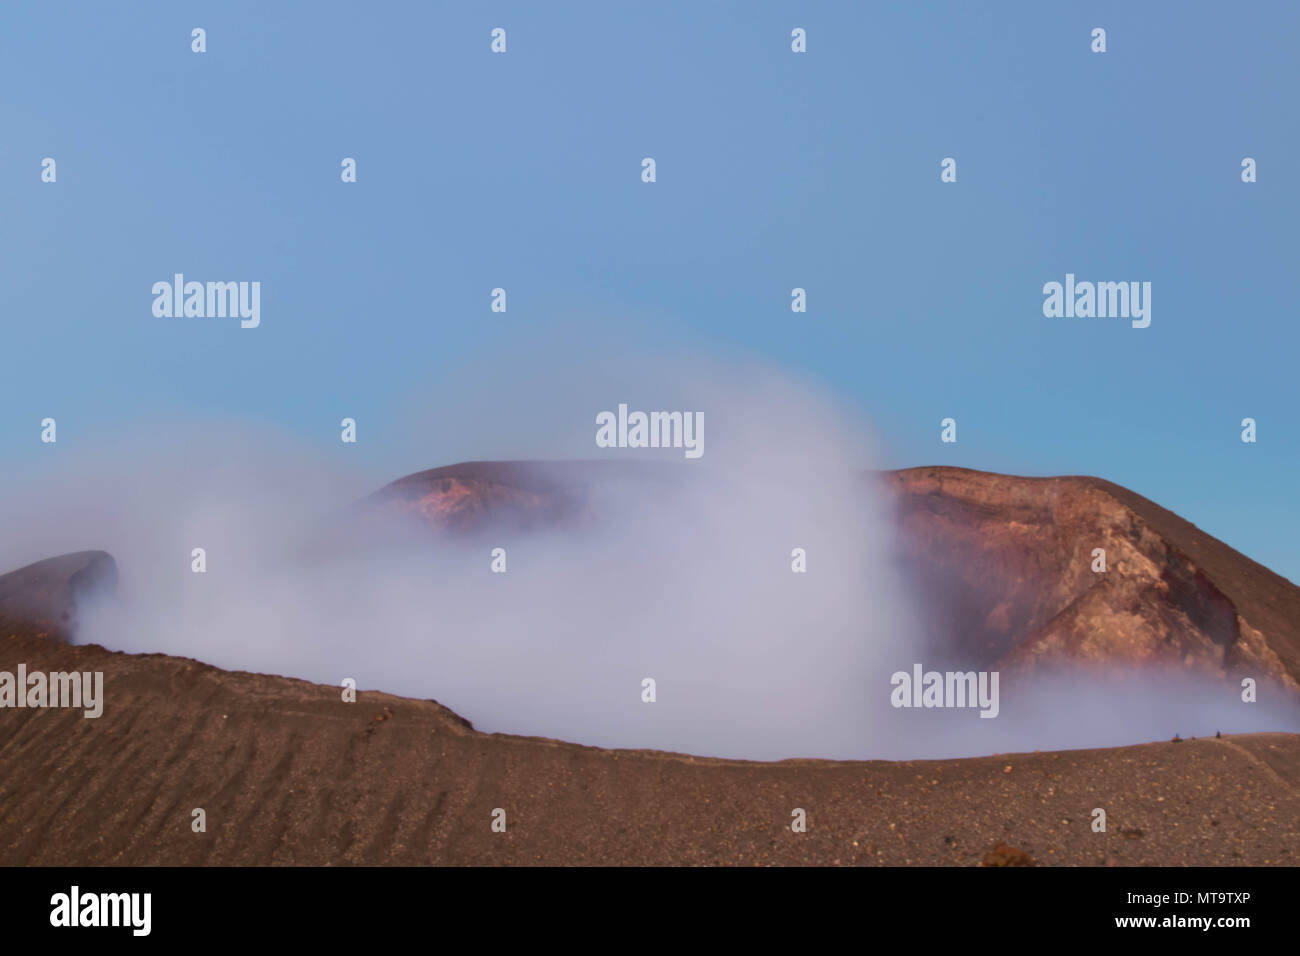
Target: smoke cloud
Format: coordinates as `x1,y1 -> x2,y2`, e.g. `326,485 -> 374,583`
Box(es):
1,353 -> 1295,760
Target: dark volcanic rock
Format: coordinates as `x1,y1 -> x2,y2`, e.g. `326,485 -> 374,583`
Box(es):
0,551 -> 117,643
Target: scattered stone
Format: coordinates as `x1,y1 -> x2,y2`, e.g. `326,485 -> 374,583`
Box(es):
980,842 -> 1035,866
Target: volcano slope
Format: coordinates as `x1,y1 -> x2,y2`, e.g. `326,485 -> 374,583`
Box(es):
0,464 -> 1297,866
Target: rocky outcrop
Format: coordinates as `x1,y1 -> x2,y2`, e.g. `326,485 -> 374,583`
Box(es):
885,467 -> 1300,689
0,551 -> 117,643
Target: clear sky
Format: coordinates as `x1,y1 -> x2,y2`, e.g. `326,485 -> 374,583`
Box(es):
2,1 -> 1297,580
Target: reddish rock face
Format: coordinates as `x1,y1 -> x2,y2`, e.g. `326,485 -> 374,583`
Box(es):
883,467 -> 1299,689
388,475 -> 556,533
352,460 -> 670,539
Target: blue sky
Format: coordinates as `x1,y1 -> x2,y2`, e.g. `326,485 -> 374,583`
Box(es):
2,1 -> 1297,580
